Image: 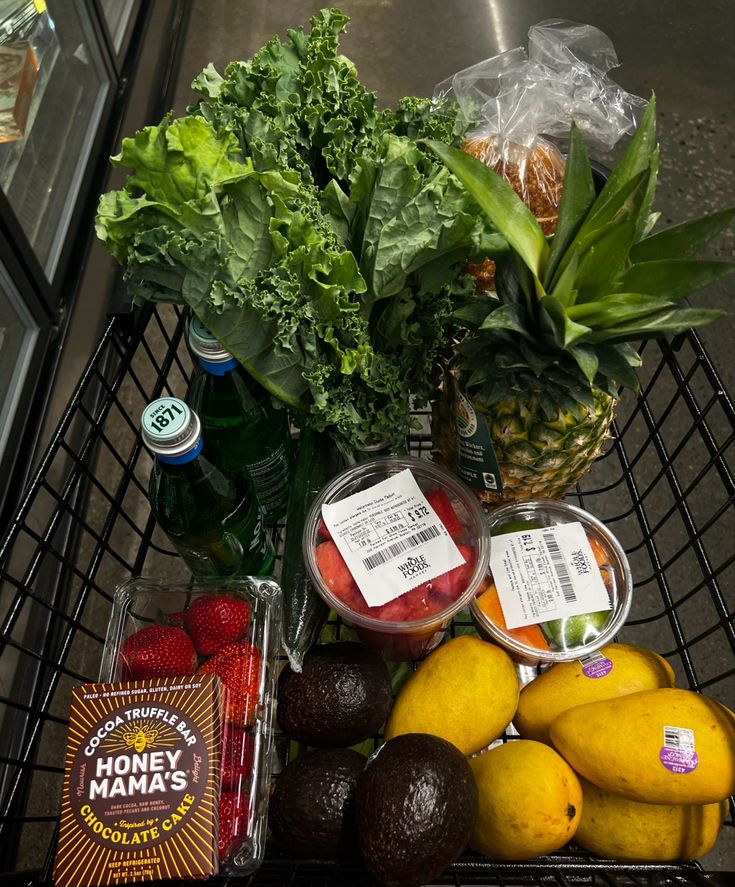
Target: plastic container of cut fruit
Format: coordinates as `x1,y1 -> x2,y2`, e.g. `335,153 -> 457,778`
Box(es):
303,456 -> 491,660
471,500 -> 633,666
100,577 -> 282,876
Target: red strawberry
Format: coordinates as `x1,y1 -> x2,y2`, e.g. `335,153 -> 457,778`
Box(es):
184,594 -> 250,656
120,625 -> 197,680
156,610 -> 186,628
221,724 -> 255,790
315,541 -> 357,599
218,789 -> 249,860
425,489 -> 463,539
199,642 -> 261,726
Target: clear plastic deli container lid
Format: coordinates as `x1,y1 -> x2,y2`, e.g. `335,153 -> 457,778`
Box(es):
303,456 -> 491,636
471,500 -> 633,665
100,577 -> 282,876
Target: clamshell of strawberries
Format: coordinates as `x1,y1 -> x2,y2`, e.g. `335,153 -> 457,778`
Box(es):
100,578 -> 282,875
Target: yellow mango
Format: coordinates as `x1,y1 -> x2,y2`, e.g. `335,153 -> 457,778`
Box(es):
550,688 -> 735,805
470,740 -> 582,859
515,643 -> 675,744
576,777 -> 726,862
384,635 -> 519,755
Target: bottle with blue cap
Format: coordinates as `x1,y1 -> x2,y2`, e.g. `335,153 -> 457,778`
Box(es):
141,396 -> 274,579
186,315 -> 293,522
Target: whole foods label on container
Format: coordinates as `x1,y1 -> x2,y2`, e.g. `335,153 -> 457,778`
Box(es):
660,726 -> 699,774
491,522 -> 611,630
53,676 -> 221,886
321,469 -> 465,607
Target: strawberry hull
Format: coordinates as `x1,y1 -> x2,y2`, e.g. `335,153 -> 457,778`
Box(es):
101,577 -> 282,876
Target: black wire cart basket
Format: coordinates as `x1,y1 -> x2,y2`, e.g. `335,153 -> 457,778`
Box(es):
1,304 -> 733,886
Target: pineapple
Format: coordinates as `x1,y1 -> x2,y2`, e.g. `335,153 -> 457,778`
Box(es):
427,98 -> 734,504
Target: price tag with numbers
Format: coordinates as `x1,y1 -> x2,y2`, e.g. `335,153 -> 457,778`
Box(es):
321,469 -> 465,607
490,522 -> 611,630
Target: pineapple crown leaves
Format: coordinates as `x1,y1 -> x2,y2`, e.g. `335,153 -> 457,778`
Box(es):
425,96 -> 735,401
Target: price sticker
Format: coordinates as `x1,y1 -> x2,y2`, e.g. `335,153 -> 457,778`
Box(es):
491,522 -> 611,630
322,469 -> 465,607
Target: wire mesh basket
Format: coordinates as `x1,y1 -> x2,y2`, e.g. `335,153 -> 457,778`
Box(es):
0,303 -> 733,886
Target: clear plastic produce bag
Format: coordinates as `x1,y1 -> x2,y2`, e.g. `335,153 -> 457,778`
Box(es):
433,19 -> 647,233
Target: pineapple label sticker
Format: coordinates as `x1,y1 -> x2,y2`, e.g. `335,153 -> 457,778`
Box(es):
321,469 -> 465,607
660,726 -> 699,774
490,522 -> 611,630
454,389 -> 504,493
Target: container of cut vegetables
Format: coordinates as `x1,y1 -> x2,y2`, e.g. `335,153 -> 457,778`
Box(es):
304,457 -> 490,660
471,500 -> 633,666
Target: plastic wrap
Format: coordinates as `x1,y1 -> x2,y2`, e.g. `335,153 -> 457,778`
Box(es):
434,19 -> 647,255
101,578 -> 282,876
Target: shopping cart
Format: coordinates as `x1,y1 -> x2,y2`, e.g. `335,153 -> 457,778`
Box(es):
0,303 -> 733,886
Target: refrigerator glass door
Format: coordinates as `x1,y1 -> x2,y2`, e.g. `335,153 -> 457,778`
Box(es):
0,1 -> 111,281
98,0 -> 139,57
0,259 -> 39,463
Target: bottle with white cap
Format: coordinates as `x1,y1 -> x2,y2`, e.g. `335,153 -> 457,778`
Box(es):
141,396 -> 274,579
186,315 -> 293,522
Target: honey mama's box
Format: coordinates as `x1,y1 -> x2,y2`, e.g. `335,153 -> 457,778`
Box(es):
53,675 -> 222,887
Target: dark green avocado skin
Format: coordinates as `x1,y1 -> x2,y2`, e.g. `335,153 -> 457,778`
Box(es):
277,642 -> 392,747
269,747 -> 366,860
356,733 -> 478,887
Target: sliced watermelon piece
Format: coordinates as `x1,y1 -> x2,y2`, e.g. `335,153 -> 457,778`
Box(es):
315,541 -> 356,599
372,596 -> 411,622
424,544 -> 476,603
371,579 -> 460,624
425,489 -> 463,538
342,583 -> 372,616
316,518 -> 333,541
314,541 -> 372,615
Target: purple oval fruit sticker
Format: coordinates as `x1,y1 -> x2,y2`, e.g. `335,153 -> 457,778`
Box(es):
660,726 -> 698,774
581,656 -> 613,679
660,747 -> 699,774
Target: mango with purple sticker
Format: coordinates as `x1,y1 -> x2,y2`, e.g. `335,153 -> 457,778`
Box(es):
514,643 -> 675,744
549,688 -> 735,805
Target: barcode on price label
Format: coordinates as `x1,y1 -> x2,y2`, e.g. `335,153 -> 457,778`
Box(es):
363,525 -> 441,570
322,469 -> 465,607
491,522 -> 611,630
542,531 -> 576,602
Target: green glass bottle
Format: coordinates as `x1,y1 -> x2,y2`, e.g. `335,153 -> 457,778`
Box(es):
141,397 -> 274,579
186,316 -> 293,521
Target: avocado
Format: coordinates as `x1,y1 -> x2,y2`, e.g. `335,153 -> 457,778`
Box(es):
277,642 -> 392,747
356,733 -> 477,887
269,747 -> 366,859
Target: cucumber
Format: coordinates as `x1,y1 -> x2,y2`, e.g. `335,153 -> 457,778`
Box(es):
280,426 -> 344,671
